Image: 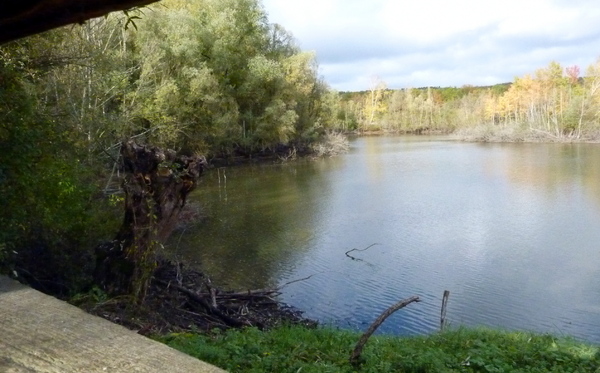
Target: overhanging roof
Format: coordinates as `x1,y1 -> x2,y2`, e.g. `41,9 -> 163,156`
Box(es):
0,0 -> 161,44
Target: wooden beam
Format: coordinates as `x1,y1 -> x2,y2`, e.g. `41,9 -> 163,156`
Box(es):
0,0 -> 161,44
0,276 -> 226,372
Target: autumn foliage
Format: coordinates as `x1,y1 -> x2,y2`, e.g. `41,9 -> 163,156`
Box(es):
337,60 -> 600,140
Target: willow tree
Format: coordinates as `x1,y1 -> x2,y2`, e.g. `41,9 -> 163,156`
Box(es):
118,0 -> 335,156
94,141 -> 206,301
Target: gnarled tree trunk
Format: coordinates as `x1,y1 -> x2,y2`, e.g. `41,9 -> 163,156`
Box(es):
94,140 -> 205,302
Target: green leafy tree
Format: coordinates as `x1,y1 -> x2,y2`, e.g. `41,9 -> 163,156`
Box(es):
0,51 -> 117,294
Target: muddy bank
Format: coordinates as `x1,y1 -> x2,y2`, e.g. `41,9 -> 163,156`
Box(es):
75,259 -> 316,336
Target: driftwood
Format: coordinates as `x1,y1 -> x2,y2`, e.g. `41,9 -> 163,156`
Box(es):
94,141 -> 206,302
345,243 -> 380,261
350,296 -> 421,367
152,272 -> 320,329
154,279 -> 250,328
82,260 -> 317,334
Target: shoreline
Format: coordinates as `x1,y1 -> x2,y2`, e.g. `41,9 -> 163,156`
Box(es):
337,126 -> 600,144
184,129 -> 600,171
63,261 -> 600,373
73,259 -> 316,336
10,132 -> 600,366
454,125 -> 600,143
158,324 -> 600,372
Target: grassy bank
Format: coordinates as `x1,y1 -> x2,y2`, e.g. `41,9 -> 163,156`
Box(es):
158,325 -> 599,372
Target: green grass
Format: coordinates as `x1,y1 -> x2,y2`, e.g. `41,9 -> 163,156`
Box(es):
157,326 -> 600,372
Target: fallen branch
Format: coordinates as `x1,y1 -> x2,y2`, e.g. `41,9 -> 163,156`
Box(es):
350,296 -> 420,367
204,277 -> 218,309
440,290 -> 450,331
152,272 -> 317,330
214,291 -> 281,300
86,260 -> 316,334
221,273 -> 320,297
154,279 -> 248,328
277,273 -> 320,290
345,243 -> 380,261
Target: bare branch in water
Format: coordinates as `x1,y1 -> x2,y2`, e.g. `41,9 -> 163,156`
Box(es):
350,296 -> 421,367
345,243 -> 381,261
277,273 -> 321,290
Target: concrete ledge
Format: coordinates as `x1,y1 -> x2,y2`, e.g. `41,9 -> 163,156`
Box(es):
0,276 -> 226,373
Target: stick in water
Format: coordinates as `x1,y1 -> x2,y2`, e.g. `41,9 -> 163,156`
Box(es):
440,290 -> 450,331
350,295 -> 420,367
345,243 -> 380,260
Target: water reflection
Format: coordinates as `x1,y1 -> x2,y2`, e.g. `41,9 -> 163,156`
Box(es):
168,137 -> 600,343
168,157 -> 345,289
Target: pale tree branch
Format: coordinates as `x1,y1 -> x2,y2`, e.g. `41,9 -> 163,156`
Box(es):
350,296 -> 421,367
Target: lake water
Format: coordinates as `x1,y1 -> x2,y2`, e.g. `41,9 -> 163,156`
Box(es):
169,136 -> 600,343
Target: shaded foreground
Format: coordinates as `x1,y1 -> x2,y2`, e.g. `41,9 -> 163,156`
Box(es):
160,325 -> 600,372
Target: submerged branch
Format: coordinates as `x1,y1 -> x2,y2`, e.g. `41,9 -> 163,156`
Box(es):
345,243 -> 380,261
277,273 -> 320,290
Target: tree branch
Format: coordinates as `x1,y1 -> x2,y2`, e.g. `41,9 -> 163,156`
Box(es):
345,243 -> 380,261
350,296 -> 421,367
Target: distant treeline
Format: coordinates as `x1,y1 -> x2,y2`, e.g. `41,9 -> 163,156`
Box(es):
335,63 -> 600,140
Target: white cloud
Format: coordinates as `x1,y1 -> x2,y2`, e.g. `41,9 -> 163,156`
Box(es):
261,0 -> 600,91
380,0 -> 499,42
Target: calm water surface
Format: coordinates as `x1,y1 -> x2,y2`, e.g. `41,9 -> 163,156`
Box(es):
169,136 -> 600,343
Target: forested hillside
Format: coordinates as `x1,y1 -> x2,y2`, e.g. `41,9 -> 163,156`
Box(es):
337,62 -> 600,141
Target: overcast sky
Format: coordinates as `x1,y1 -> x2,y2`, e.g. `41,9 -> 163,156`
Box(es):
261,0 -> 600,91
